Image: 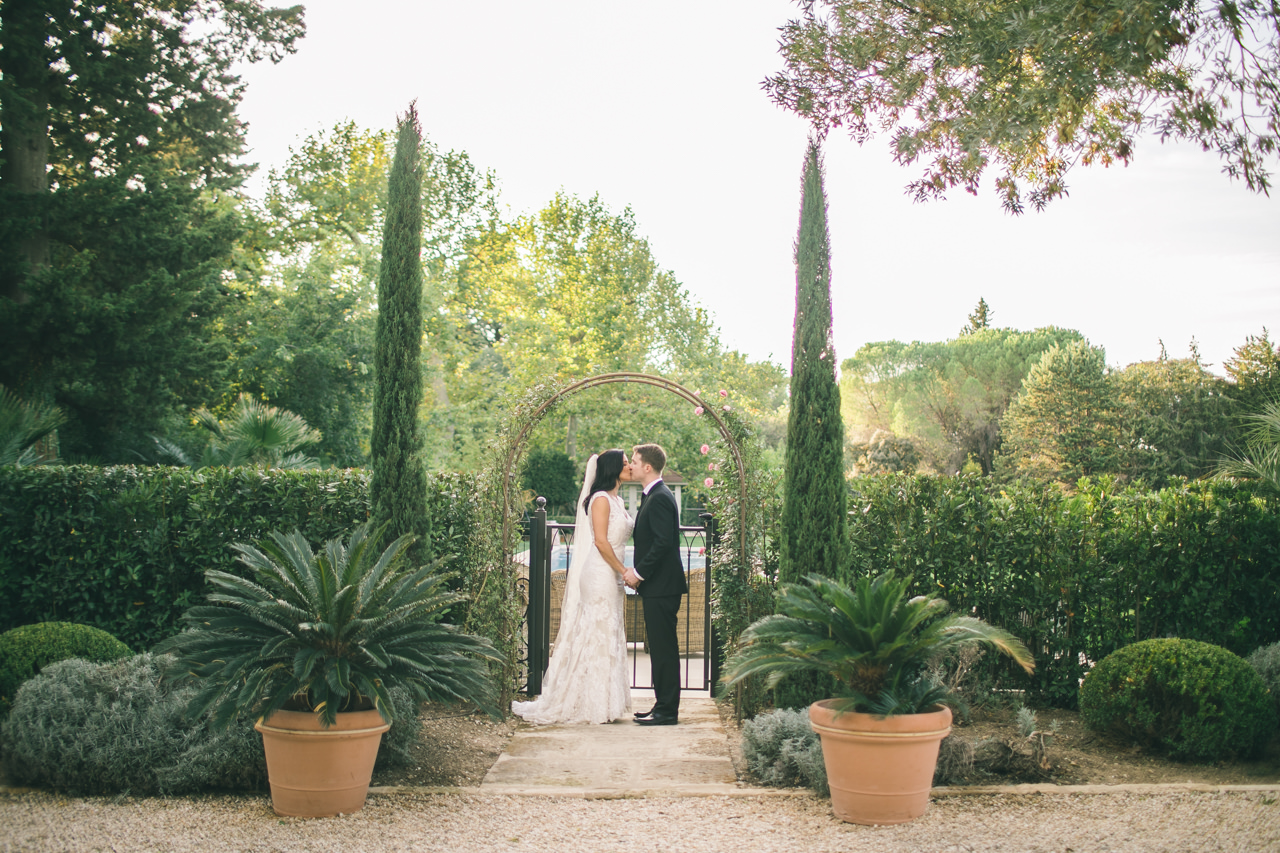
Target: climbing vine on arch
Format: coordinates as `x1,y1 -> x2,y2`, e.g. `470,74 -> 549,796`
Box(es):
462,372 -> 778,704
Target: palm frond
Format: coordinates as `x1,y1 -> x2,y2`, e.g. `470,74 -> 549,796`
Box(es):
724,569 -> 1035,715
0,385 -> 65,467
162,521 -> 499,728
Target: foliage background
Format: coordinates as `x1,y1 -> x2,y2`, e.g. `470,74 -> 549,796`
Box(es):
841,474 -> 1280,709
0,466 -> 477,651
3,464 -> 1278,714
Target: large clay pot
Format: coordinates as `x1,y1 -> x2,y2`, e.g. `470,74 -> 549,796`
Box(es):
808,699 -> 952,826
255,708 -> 390,817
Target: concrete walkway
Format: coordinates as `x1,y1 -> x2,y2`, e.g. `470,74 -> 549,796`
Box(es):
480,693 -> 775,797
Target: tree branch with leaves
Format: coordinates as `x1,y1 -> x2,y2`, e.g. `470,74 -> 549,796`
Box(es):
767,0 -> 1279,212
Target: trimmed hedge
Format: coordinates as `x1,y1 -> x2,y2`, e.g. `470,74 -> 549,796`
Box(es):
844,475 -> 1280,708
0,466 -> 479,650
5,466 -> 1277,712
0,622 -> 133,709
1079,639 -> 1276,761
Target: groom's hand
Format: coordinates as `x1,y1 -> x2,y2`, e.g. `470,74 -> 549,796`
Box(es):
623,569 -> 640,589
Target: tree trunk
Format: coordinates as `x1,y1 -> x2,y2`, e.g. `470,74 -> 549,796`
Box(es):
565,413 -> 577,459
0,0 -> 52,304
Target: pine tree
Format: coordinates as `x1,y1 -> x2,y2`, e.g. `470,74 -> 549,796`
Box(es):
781,140 -> 846,585
371,105 -> 429,563
1226,329 -> 1280,416
997,341 -> 1118,484
965,297 -> 992,333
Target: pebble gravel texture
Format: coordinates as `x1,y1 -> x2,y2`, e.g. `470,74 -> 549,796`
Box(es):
2,789 -> 1278,853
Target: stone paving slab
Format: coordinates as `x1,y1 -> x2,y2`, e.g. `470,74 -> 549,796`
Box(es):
480,696 -> 742,796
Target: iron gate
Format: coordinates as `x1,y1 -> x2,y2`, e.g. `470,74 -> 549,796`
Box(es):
517,496 -> 717,696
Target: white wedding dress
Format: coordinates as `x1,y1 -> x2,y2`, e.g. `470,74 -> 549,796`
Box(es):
512,489 -> 633,724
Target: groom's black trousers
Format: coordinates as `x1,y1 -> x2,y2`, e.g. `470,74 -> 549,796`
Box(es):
642,593 -> 682,716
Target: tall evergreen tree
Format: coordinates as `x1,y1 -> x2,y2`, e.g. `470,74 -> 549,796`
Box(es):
1226,329 -> 1280,416
964,298 -> 992,333
781,140 -> 846,585
997,341 -> 1118,485
371,106 -> 429,563
0,0 -> 304,459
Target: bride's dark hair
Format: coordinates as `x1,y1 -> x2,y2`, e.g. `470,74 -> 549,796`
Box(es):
582,449 -> 626,514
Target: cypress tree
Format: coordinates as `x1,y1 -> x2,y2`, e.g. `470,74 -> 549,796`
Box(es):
371,104 -> 429,563
781,139 -> 846,584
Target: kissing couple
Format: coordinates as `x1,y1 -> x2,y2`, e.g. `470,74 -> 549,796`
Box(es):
512,444 -> 687,726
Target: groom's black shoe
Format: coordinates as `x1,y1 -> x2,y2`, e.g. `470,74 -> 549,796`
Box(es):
635,712 -> 678,726
633,707 -> 657,720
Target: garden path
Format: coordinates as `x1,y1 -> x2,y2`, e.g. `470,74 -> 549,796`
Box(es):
472,693 -> 779,796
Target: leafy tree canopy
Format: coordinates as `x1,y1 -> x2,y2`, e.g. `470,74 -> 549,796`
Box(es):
767,0 -> 1280,212
0,0 -> 305,460
1112,348 -> 1235,486
997,340 -> 1118,484
842,324 -> 1085,474
520,448 -> 579,513
1225,328 -> 1280,413
214,121 -> 500,466
437,191 -> 787,474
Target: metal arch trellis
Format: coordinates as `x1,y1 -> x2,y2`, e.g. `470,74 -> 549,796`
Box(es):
498,372 -> 748,559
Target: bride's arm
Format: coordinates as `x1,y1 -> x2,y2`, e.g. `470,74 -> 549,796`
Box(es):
590,495 -> 626,577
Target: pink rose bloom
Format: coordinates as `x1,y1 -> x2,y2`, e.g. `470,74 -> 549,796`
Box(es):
694,406 -> 704,415
704,477 -> 714,488
719,389 -> 728,397
700,444 -> 710,454
698,547 -> 706,556
708,463 -> 716,471
723,405 -> 731,411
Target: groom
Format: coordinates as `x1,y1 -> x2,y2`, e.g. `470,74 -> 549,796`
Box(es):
624,443 -> 687,726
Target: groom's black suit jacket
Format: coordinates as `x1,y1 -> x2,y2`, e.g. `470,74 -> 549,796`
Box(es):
633,481 -> 687,598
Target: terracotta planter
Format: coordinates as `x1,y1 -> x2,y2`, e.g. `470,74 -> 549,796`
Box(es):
808,699 -> 952,826
255,708 -> 390,818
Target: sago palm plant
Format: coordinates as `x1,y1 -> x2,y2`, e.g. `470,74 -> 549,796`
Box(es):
724,571 -> 1035,715
0,385 -> 65,467
158,521 -> 500,728
1218,399 -> 1280,496
154,393 -> 321,469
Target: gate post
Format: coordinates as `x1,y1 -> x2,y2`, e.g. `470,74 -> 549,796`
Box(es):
526,497 -> 550,695
700,512 -> 722,695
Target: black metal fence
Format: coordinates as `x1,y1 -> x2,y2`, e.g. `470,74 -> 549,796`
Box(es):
517,496 -> 716,696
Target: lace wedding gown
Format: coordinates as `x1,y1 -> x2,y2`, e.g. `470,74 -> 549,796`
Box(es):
512,491 -> 633,724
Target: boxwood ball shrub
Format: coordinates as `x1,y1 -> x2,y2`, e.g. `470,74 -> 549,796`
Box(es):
1080,638 -> 1277,761
0,622 -> 132,710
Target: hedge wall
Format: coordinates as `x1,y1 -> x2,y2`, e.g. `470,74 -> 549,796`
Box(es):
6,466 -> 1276,711
0,466 -> 479,650
844,475 -> 1280,707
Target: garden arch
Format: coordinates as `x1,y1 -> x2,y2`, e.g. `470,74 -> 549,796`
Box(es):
498,372 -> 748,559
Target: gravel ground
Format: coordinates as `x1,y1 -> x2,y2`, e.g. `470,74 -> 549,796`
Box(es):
2,789 -> 1278,852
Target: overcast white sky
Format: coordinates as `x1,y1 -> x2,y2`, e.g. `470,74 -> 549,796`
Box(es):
234,0 -> 1280,376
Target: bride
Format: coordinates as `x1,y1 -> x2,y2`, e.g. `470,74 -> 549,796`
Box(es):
512,449 -> 634,724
